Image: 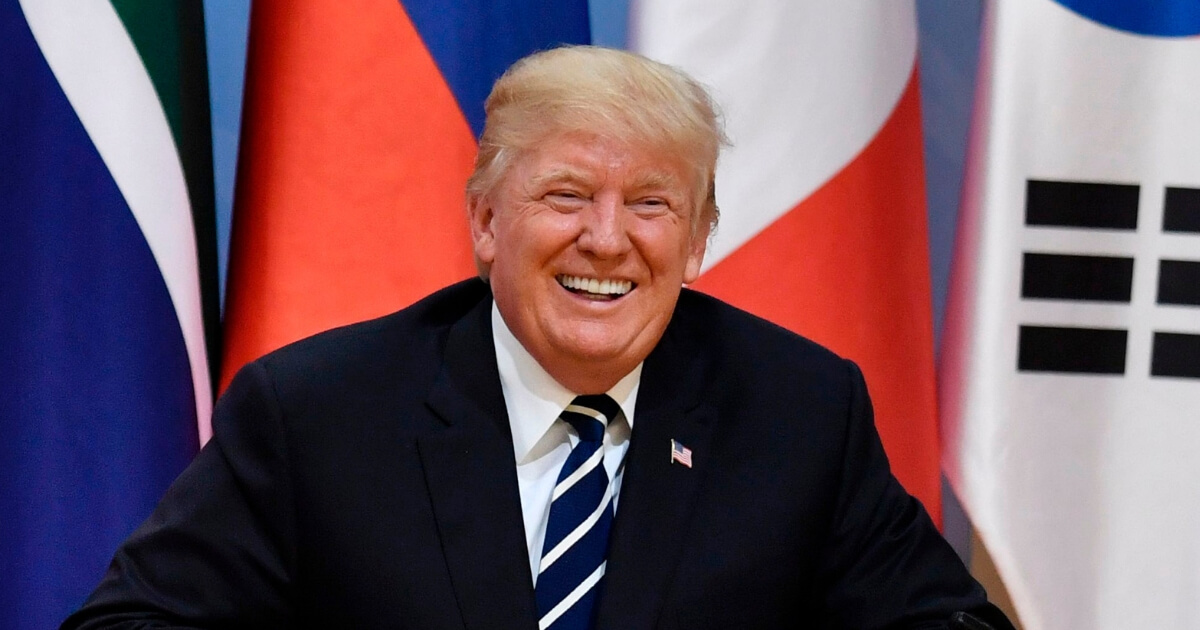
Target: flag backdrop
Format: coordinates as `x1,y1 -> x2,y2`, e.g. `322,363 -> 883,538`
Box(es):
630,0 -> 943,522
941,1 -> 1200,628
0,1 -> 217,627
219,0 -> 591,393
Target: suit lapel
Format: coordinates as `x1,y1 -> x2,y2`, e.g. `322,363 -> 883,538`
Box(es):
596,319 -> 717,630
419,295 -> 539,630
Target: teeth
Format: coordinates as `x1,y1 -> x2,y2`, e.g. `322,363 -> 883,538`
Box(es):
557,275 -> 633,296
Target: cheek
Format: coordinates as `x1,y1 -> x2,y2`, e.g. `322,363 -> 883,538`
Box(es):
633,225 -> 697,279
510,216 -> 581,259
491,224 -> 566,284
490,218 -> 535,266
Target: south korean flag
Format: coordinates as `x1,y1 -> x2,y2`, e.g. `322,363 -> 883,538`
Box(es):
940,1 -> 1200,629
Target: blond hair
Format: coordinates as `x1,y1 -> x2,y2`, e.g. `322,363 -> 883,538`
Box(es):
466,45 -> 726,232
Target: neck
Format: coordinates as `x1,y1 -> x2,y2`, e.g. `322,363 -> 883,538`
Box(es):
543,364 -> 624,396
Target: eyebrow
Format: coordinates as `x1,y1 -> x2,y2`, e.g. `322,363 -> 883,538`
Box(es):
528,167 -> 591,189
628,171 -> 681,192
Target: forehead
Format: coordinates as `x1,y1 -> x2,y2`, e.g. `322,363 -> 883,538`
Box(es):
513,132 -> 696,191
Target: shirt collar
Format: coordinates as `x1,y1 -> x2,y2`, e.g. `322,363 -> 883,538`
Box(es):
492,302 -> 641,463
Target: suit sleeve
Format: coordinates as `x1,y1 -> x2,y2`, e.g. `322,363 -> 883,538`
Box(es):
61,361 -> 297,629
817,361 -> 1013,630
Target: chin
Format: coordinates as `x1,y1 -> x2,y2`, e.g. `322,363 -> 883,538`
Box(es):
551,327 -> 636,360
553,343 -> 627,366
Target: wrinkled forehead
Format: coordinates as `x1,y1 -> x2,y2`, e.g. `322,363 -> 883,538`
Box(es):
523,129 -> 693,177
511,125 -> 708,198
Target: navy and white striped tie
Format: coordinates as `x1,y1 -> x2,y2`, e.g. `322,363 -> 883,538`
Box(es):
535,394 -> 621,630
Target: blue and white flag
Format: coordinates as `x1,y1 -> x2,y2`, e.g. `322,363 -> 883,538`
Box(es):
941,1 -> 1200,628
0,1 -> 217,627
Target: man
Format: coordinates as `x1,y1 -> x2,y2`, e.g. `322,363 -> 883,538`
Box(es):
65,46 -> 1011,629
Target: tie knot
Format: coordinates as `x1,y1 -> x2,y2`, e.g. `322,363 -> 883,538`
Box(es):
561,394 -> 620,443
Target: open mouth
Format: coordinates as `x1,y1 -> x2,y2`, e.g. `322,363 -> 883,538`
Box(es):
556,274 -> 635,301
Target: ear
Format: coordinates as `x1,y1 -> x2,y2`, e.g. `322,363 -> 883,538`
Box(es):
682,215 -> 711,285
467,193 -> 497,266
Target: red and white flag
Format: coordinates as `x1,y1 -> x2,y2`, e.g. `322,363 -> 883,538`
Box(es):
630,1 -> 941,521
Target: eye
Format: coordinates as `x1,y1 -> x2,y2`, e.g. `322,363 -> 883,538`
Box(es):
542,189 -> 589,212
630,197 -> 671,215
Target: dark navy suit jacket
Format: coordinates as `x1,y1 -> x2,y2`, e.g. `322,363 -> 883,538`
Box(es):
64,279 -> 1010,629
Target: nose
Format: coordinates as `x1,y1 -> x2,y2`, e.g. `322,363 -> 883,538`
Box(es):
576,191 -> 633,259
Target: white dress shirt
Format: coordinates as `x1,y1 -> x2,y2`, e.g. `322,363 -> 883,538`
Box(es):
491,303 -> 641,586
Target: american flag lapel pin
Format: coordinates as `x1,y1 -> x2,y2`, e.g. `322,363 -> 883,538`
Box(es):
670,439 -> 693,468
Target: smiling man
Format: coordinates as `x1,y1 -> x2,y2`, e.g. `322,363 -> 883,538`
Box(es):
65,47 -> 1011,630
472,130 -> 708,395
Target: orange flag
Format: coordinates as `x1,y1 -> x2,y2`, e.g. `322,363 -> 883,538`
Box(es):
221,0 -> 590,397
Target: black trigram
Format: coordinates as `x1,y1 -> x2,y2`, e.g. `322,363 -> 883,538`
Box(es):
1160,187 -> 1200,310
1016,179 -> 1200,378
1164,187 -> 1200,234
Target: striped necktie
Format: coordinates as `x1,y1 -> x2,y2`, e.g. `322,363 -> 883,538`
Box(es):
535,394 -> 621,630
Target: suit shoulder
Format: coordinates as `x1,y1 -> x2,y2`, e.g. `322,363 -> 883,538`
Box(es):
248,278 -> 489,383
674,288 -> 850,371
670,288 -> 862,409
